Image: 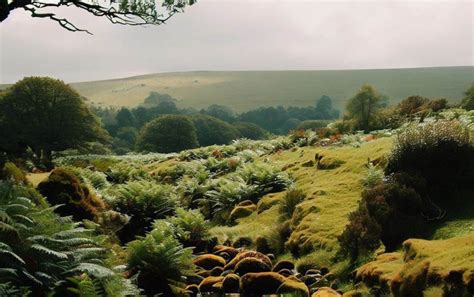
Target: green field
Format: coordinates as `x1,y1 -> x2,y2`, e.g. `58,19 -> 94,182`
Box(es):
35,66 -> 474,111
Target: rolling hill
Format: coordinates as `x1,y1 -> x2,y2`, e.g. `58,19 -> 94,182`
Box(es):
3,67 -> 473,112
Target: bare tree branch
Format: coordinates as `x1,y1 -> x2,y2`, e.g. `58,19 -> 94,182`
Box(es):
0,0 -> 196,33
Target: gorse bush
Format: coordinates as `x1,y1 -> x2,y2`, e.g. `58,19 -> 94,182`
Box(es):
126,221 -> 194,296
0,182 -> 129,296
109,180 -> 177,242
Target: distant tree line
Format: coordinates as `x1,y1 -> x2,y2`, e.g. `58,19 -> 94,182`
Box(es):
92,92 -> 341,153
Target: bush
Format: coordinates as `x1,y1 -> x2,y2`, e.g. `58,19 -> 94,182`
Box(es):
235,162 -> 292,195
165,208 -> 211,251
38,168 -> 105,221
386,120 -> 474,202
136,115 -> 199,153
1,162 -> 27,184
461,84 -> 474,111
297,120 -> 330,130
398,96 -> 429,116
191,114 -> 240,146
109,180 -> 177,242
233,122 -> 267,140
126,221 -> 194,296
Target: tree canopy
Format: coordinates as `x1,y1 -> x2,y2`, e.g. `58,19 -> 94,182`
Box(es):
191,114 -> 240,146
461,84 -> 474,111
0,76 -> 108,167
346,84 -> 387,132
136,114 -> 198,153
0,0 -> 196,34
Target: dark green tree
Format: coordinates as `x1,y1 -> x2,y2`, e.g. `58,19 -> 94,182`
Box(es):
460,84 -> 474,111
233,122 -> 267,140
116,107 -> 136,127
137,115 -> 198,153
346,84 -> 387,132
202,104 -> 236,123
0,77 -> 109,168
191,114 -> 240,146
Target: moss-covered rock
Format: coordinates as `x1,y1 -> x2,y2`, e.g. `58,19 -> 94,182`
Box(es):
213,245 -> 239,260
222,273 -> 240,293
312,287 -> 342,297
237,200 -> 256,207
277,268 -> 293,277
198,276 -> 224,293
232,236 -> 253,248
185,284 -> 199,296
193,254 -> 226,270
235,257 -> 272,275
225,250 -> 273,271
229,205 -> 255,221
240,272 -> 286,295
38,168 -> 105,221
210,266 -> 224,276
277,277 -> 309,296
273,260 -> 295,272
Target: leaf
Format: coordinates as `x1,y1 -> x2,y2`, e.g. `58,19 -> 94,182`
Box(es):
30,244 -> 69,260
67,263 -> 114,278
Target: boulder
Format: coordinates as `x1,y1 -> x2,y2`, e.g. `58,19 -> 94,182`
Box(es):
312,286 -> 342,297
193,254 -> 226,270
210,266 -> 224,276
225,251 -> 273,271
199,276 -> 224,293
278,268 -> 293,277
222,274 -> 240,293
229,205 -> 255,221
277,278 -> 310,297
240,272 -> 286,295
235,257 -> 272,275
214,246 -> 239,260
273,260 -> 295,272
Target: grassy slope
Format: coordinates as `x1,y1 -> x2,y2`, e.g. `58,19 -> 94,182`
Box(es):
211,137 -> 393,268
17,67 -> 471,111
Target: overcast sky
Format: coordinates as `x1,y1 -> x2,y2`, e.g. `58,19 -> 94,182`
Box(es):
0,0 -> 472,83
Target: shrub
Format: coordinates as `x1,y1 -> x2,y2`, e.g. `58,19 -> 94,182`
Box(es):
279,187 -> 306,220
109,180 -> 177,242
233,122 -> 267,140
38,168 -> 105,221
165,208 -> 211,251
126,221 -> 194,296
362,164 -> 384,188
235,162 -> 292,194
386,120 -> 473,203
203,177 -> 258,223
191,114 -> 240,146
461,84 -> 474,111
337,205 -> 382,261
297,120 -> 330,130
1,162 -> 27,184
398,95 -> 429,116
136,115 -> 199,153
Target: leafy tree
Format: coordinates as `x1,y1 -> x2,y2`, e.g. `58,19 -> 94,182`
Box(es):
136,115 -> 198,152
191,114 -> 240,146
202,104 -> 236,123
115,107 -> 136,127
1,0 -> 196,34
315,95 -> 339,119
460,84 -> 474,111
0,77 -> 109,168
346,84 -> 387,132
233,122 -> 267,140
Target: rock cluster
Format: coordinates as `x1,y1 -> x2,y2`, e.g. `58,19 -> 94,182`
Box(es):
186,245 -> 342,296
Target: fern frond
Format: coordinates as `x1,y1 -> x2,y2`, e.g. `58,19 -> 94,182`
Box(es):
30,244 -> 69,260
67,263 -> 114,278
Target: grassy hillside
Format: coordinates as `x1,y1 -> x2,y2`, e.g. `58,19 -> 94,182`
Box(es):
33,67 -> 474,111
